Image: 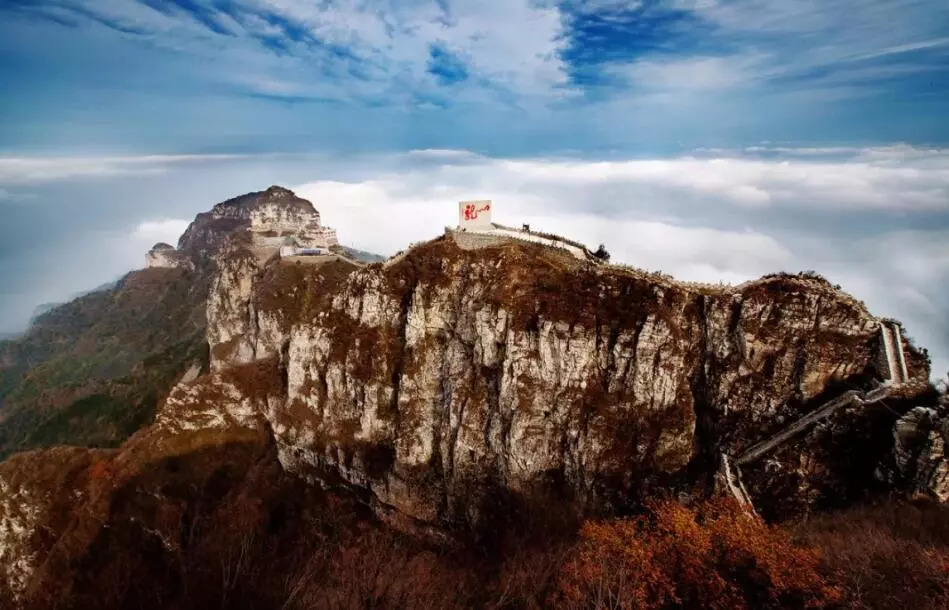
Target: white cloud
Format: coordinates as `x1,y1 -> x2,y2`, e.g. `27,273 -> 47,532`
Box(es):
55,0 -> 570,103
294,0 -> 568,93
295,176 -> 789,283
413,147 -> 949,211
847,36 -> 949,62
296,146 -> 945,274
657,1 -> 949,104
2,146 -> 946,379
616,55 -> 766,91
0,154 -> 246,184
289,145 -> 949,379
132,219 -> 191,245
405,149 -> 482,160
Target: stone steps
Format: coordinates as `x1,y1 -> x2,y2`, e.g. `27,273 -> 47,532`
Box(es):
880,321 -> 909,385
726,382 -> 897,513
721,320 -> 921,512
720,455 -> 757,513
735,390 -> 866,466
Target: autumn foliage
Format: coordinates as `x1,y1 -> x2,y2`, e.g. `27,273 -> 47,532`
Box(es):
87,457 -> 113,482
12,443 -> 949,610
554,499 -> 838,610
794,499 -> 949,609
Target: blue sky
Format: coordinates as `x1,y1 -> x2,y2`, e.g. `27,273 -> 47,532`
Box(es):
1,0 -> 948,154
0,1 -> 948,378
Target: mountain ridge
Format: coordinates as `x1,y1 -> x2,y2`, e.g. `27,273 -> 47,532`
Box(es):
0,185 -> 945,607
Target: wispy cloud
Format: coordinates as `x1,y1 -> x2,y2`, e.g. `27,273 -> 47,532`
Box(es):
847,36 -> 949,62
132,218 -> 190,244
0,2 -> 947,152
6,0 -> 569,105
563,0 -> 949,109
0,154 -> 247,184
613,54 -> 767,90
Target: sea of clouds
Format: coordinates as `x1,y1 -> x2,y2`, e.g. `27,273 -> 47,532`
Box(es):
0,146 -> 946,377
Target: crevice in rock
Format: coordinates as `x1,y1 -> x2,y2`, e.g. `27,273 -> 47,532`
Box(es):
688,295 -> 719,492
387,285 -> 414,423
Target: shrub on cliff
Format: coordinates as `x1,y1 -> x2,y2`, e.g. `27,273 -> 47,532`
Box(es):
553,499 -> 838,609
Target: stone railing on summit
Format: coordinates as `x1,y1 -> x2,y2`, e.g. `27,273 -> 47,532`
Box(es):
488,222 -> 591,253
604,263 -> 873,317
447,225 -> 594,261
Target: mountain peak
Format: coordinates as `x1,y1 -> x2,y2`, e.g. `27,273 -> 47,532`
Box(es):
263,185 -> 294,197
212,186 -> 311,214
174,187 -> 337,260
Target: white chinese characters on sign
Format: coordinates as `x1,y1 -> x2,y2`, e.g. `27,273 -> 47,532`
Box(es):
458,200 -> 493,229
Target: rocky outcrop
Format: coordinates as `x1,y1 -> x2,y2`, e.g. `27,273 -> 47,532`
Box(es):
207,245 -> 261,370
0,414 -> 270,605
145,242 -> 195,270
177,186 -> 337,262
198,233 -> 926,525
0,446 -> 107,601
890,404 -> 949,502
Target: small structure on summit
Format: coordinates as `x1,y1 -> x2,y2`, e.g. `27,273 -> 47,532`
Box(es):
248,186 -> 338,250
449,199 -> 598,263
279,237 -> 331,258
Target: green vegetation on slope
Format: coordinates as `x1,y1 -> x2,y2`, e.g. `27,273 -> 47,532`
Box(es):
0,267 -> 209,458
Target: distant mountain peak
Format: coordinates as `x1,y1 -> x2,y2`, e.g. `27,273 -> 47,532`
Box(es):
210,186 -> 314,215
263,185 -> 293,196
162,187 -> 338,263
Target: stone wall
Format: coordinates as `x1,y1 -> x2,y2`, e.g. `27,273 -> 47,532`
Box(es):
450,230 -> 510,251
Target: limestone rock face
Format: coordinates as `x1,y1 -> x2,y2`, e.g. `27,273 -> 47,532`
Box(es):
200,235 -> 918,524
171,186 -> 339,370
207,245 -> 261,370
891,405 -> 949,502
145,242 -> 195,270
177,186 -> 337,261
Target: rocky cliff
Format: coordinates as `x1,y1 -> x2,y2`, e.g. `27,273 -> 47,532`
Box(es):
0,186 -> 942,604
888,399 -> 949,502
146,243 -> 195,270
199,230 -> 932,526
177,185 -> 337,260
0,186 -> 342,461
